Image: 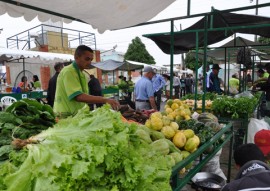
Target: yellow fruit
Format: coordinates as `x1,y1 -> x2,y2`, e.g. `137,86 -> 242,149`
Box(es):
161,126 -> 176,139
162,116 -> 171,126
184,137 -> 198,152
170,122 -> 179,132
190,148 -> 197,153
167,113 -> 175,120
179,105 -> 185,110
179,167 -> 186,175
165,108 -> 173,114
184,108 -> 191,116
150,117 -> 163,131
167,114 -> 174,121
151,112 -> 163,119
183,104 -> 190,109
145,119 -> 152,129
179,110 -> 186,117
184,115 -> 191,120
171,111 -> 177,118
183,129 -> 195,139
167,99 -> 174,106
171,103 -> 179,110
173,131 -> 186,148
174,99 -> 182,105
181,151 -> 190,159
164,104 -> 170,110
193,135 -> 200,147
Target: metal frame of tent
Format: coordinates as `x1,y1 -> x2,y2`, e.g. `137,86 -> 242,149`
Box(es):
142,2 -> 270,112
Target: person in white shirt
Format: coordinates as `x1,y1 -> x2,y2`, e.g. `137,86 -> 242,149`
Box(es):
173,73 -> 180,98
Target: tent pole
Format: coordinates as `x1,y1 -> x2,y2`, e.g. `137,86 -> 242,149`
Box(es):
224,47 -> 227,94
187,0 -> 191,16
194,31 -> 199,110
228,52 -> 231,94
23,57 -> 26,91
252,55 -> 255,84
113,70 -> 115,84
169,20 -> 174,99
202,14 -> 208,112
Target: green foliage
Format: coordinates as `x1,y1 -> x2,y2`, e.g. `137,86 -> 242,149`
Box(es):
184,51 -> 213,71
211,96 -> 258,119
0,106 -> 172,191
0,99 -> 56,161
258,36 -> 270,55
124,37 -> 156,64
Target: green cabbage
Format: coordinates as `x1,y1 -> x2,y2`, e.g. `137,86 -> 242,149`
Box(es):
0,106 -> 172,191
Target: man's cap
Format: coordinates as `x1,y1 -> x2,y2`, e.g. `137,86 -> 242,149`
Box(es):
254,129 -> 270,156
143,66 -> 156,73
257,68 -> 265,73
211,64 -> 221,70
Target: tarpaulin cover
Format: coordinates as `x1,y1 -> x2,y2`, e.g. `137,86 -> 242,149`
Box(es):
145,10 -> 270,54
0,0 -> 175,33
92,59 -> 143,71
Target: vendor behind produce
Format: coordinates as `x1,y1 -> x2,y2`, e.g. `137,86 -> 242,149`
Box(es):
253,63 -> 270,102
53,45 -> 120,115
134,66 -> 157,111
253,68 -> 269,85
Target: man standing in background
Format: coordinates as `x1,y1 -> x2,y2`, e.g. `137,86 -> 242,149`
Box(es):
173,73 -> 181,98
47,62 -> 64,107
88,74 -> 103,110
152,71 -> 166,111
134,66 -> 157,111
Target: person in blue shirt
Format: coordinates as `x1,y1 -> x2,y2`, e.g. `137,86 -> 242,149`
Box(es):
208,64 -> 222,94
134,66 -> 157,111
152,72 -> 166,111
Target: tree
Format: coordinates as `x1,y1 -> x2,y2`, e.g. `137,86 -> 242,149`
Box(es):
184,51 -> 213,71
258,36 -> 270,55
124,37 -> 155,64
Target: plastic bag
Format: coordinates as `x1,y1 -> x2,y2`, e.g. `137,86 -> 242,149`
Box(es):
247,118 -> 269,143
234,91 -> 254,98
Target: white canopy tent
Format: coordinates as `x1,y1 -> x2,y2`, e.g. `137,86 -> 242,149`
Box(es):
0,48 -> 73,64
0,0 -> 175,33
0,48 -> 74,86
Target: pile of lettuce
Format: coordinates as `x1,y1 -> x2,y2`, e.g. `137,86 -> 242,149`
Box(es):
0,106 -> 172,191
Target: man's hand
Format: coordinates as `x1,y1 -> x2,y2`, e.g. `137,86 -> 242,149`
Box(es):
106,99 -> 120,111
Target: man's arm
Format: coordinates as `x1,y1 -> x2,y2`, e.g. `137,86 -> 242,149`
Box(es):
149,96 -> 157,110
75,93 -> 120,110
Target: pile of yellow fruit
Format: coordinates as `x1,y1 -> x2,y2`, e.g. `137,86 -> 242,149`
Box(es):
145,98 -> 200,153
164,99 -> 192,121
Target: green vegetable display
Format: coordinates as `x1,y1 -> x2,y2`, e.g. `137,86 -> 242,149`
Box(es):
0,106 -> 172,191
0,99 -> 55,161
211,96 -> 258,119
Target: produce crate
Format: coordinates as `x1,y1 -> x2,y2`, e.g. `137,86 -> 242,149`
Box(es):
171,122 -> 233,191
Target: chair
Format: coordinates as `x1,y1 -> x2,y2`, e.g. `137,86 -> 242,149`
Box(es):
1,96 -> 17,105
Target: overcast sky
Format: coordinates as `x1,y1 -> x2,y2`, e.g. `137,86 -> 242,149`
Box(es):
0,0 -> 270,66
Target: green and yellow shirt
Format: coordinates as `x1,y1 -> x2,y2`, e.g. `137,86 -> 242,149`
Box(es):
53,61 -> 89,115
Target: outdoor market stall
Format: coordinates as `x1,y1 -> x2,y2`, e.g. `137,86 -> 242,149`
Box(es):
1,1 -> 270,190
0,48 -> 73,101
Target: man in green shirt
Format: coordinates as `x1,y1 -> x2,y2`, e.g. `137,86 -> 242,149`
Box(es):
54,45 -> 120,115
254,68 -> 269,85
229,74 -> 239,94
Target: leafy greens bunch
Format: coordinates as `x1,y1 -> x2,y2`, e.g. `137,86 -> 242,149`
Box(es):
0,106 -> 172,191
211,96 -> 258,119
0,99 -> 55,161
